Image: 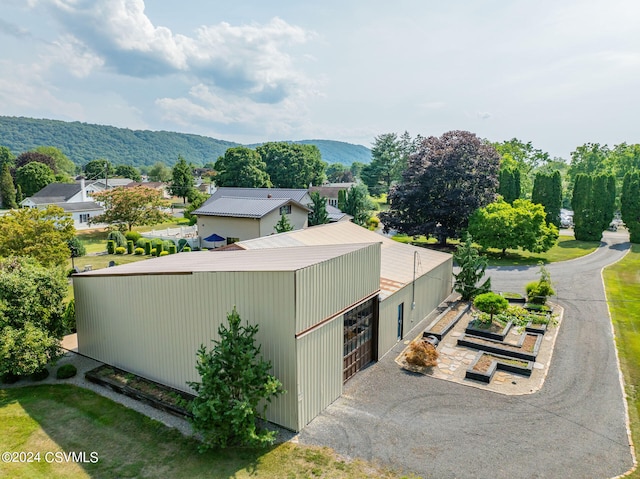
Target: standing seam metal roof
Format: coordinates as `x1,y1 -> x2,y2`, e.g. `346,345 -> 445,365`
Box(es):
193,196 -> 310,218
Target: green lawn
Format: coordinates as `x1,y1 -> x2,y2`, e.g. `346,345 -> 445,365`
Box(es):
0,385 -> 410,479
604,244 -> 640,478
392,234 -> 600,266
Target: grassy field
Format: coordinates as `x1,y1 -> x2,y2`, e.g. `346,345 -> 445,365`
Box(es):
604,244 -> 640,478
392,234 -> 600,266
0,385 -> 411,479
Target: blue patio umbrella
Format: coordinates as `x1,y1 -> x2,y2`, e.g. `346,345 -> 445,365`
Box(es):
203,233 -> 226,242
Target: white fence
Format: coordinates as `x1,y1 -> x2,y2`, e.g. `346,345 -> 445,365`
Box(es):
141,226 -> 199,248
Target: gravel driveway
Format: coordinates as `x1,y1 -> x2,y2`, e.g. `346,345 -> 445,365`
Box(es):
298,231 -> 634,479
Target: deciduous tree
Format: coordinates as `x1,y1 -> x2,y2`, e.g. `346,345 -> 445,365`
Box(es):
381,130 -> 500,244
147,161 -> 171,182
468,199 -> 558,255
35,146 -> 76,177
0,206 -> 75,267
0,257 -> 67,377
15,162 -> 55,197
84,159 -> 115,180
187,307 -> 284,449
256,142 -> 326,188
214,147 -> 272,188
15,151 -> 58,173
91,186 -> 172,231
114,164 -> 142,182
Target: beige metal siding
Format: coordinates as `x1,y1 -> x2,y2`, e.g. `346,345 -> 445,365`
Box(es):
378,258 -> 453,357
295,315 -> 343,430
75,270 -> 300,430
294,243 -> 380,334
199,216 -> 260,245
259,205 -> 309,237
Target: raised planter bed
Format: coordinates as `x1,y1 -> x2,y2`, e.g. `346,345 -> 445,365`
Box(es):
465,352 -> 533,383
500,292 -> 526,304
423,301 -> 470,341
465,319 -> 513,341
524,303 -> 552,313
525,321 -> 548,335
86,365 -> 194,418
457,332 -> 543,362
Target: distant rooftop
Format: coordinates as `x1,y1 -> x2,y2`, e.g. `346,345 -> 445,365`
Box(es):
205,187 -> 310,205
193,196 -> 310,219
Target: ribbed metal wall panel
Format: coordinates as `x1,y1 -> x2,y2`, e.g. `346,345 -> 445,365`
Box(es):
295,316 -> 343,430
74,270 -> 300,430
377,259 -> 453,357
294,243 -> 380,333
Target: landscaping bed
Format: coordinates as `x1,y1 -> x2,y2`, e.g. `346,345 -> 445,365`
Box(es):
85,364 -> 194,418
465,352 -> 533,383
423,301 -> 470,340
457,332 -> 543,362
465,319 -> 513,341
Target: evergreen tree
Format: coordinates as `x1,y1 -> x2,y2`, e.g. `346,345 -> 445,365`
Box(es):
343,183 -> 375,227
274,213 -> 294,233
532,170 -> 562,227
0,163 -> 17,209
361,133 -> 402,196
169,156 -> 195,203
186,307 -> 284,449
621,171 -> 640,243
337,189 -> 347,212
498,166 -> 521,203
593,173 -> 616,233
308,191 -> 329,226
453,234 -> 491,301
572,174 -> 597,240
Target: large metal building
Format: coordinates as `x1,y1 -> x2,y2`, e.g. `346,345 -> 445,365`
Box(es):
74,223 -> 452,431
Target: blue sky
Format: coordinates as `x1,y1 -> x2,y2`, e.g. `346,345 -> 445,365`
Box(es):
1,0 -> 639,159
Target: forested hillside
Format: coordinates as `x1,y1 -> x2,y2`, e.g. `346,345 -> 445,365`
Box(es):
0,116 -> 370,168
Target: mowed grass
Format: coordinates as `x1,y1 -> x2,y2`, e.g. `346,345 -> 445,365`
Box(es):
392,234 -> 600,266
604,244 -> 640,478
0,385 -> 410,479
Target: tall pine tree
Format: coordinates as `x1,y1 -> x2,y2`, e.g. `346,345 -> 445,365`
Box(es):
571,173 -> 616,241
498,166 -> 521,203
532,170 -> 562,227
0,163 -> 17,209
621,171 -> 640,243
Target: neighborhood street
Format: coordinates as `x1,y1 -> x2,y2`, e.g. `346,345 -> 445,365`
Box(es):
298,231 -> 634,479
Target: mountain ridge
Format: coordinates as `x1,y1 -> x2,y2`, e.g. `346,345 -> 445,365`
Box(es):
0,116 -> 371,168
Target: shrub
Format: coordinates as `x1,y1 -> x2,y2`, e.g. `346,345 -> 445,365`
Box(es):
106,239 -> 115,254
406,340 -> 439,367
126,240 -> 134,254
151,238 -> 163,253
183,246 -> 191,252
136,237 -> 150,248
31,368 -> 50,381
474,292 -> 509,323
134,247 -> 144,255
162,240 -> 175,251
150,248 -> 157,256
367,216 -> 380,228
67,236 -> 86,257
168,244 -> 177,254
63,299 -> 76,334
526,281 -> 555,305
107,230 -> 127,248
115,246 -> 126,255
56,364 -> 77,379
159,250 -> 169,256
144,241 -> 152,255
125,231 -> 142,243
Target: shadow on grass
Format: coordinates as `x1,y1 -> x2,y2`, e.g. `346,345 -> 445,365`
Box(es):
1,384 -> 265,479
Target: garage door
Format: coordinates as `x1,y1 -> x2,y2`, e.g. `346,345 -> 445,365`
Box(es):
343,297 -> 377,382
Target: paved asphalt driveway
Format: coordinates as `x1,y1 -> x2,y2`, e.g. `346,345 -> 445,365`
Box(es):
298,231 -> 634,479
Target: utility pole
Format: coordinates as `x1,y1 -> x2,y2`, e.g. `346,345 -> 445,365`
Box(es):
104,161 -> 108,188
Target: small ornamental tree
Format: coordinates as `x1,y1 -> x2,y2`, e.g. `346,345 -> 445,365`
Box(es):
274,213 -> 294,233
526,264 -> 555,305
473,292 -> 509,324
453,234 -> 491,301
187,307 -> 284,450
